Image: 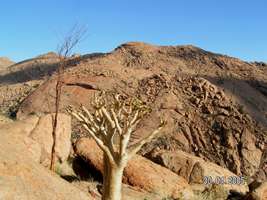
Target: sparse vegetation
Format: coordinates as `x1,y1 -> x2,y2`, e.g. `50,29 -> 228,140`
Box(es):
55,162 -> 63,176
50,25 -> 87,171
68,91 -> 166,200
0,39 -> 266,200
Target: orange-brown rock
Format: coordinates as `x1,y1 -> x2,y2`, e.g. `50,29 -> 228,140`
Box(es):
75,137 -> 194,199
0,56 -> 14,69
244,182 -> 267,200
1,42 -> 267,182
29,113 -> 72,166
151,150 -> 249,194
0,119 -> 90,200
0,113 -> 71,166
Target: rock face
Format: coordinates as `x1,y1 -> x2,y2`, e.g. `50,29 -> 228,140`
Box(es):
70,181 -> 163,200
0,56 -> 14,69
0,113 -> 72,166
0,119 -> 90,200
1,42 -> 267,183
245,182 -> 267,200
140,77 -> 266,179
121,185 -> 163,200
75,137 -> 193,199
0,115 -> 40,135
14,43 -> 267,182
149,150 -> 249,194
240,128 -> 263,176
29,113 -> 72,166
0,114 -> 13,125
23,136 -> 42,163
123,156 -> 192,199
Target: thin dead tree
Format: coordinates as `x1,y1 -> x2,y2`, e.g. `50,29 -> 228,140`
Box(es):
67,92 -> 166,200
50,25 -> 87,171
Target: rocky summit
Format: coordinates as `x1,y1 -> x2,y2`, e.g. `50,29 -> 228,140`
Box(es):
0,57 -> 14,70
0,42 -> 266,199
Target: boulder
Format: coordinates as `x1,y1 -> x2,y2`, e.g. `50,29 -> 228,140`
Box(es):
0,114 -> 72,167
123,156 -> 192,199
75,137 -> 194,199
23,136 -> 42,163
245,182 -> 267,200
151,150 -> 249,195
70,181 -> 163,200
241,128 -> 262,176
0,123 -> 90,200
29,113 -> 72,166
0,115 -> 39,135
122,185 -> 162,200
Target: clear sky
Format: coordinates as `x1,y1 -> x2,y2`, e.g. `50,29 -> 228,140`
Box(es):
0,0 -> 266,62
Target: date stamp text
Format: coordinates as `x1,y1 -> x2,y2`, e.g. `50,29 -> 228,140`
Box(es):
203,176 -> 245,185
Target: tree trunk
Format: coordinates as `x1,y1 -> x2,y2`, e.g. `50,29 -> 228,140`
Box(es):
102,155 -> 124,200
50,72 -> 62,171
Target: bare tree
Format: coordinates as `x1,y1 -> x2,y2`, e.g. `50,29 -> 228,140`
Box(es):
50,25 -> 87,171
67,92 -> 166,200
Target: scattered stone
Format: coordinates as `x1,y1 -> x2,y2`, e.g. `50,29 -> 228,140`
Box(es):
244,181 -> 267,200
218,108 -> 230,116
241,128 -> 262,176
151,150 -> 249,195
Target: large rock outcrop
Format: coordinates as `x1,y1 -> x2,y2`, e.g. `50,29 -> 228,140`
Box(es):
244,182 -> 267,200
0,118 -> 90,200
74,137 -> 194,199
149,150 -> 249,194
29,113 -> 72,166
15,56 -> 267,181
1,42 -> 266,182
0,113 -> 72,166
0,56 -> 14,69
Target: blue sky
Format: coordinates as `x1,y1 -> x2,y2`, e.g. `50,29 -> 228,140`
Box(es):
0,0 -> 266,62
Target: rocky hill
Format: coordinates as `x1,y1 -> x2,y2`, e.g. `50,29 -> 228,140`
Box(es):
0,56 -> 14,70
14,42 -> 267,128
0,42 -> 266,199
0,52 -> 60,116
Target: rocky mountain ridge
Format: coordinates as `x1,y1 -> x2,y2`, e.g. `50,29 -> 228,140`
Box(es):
0,42 -> 266,199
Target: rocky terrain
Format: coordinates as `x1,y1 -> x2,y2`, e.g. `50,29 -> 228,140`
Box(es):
0,57 -> 14,70
0,42 -> 266,199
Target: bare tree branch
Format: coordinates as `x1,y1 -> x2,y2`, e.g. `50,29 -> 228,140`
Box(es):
111,108 -> 122,134
67,91 -> 166,200
101,107 -> 116,129
68,107 -> 115,164
50,24 -> 87,171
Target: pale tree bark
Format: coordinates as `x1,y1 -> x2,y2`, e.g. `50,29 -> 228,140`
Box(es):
102,155 -> 124,200
67,92 -> 166,200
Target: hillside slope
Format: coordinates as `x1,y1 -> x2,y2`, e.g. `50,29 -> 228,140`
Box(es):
0,57 -> 14,71
1,42 -> 267,181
